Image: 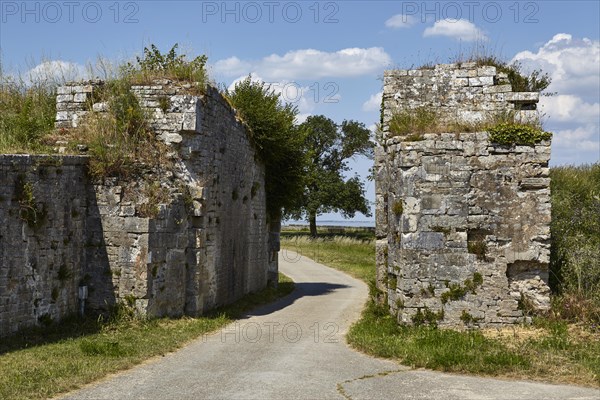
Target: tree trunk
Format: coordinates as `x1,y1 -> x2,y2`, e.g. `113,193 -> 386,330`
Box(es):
309,213 -> 317,237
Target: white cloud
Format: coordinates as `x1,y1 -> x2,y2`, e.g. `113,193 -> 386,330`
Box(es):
362,91 -> 382,112
212,56 -> 251,78
551,124 -> 600,165
423,19 -> 487,42
512,34 -> 600,165
512,34 -> 600,98
385,14 -> 416,29
25,60 -> 87,85
540,95 -> 599,125
214,47 -> 391,81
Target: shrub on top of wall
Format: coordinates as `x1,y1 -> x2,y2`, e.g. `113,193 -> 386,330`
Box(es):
488,123 -> 552,146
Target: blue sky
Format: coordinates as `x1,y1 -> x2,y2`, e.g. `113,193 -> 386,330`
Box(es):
1,1 -> 599,225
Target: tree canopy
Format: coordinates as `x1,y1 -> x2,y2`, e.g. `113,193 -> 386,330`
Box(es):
226,77 -> 306,222
287,115 -> 374,236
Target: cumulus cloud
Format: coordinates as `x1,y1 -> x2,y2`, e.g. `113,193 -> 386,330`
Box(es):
423,19 -> 487,42
362,91 -> 382,112
513,34 -> 600,165
214,47 -> 391,81
540,95 -> 599,125
512,33 -> 600,99
25,60 -> 87,85
385,14 -> 416,29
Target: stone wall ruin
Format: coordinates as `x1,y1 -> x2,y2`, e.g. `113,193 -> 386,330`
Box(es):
375,63 -> 552,328
0,80 -> 275,337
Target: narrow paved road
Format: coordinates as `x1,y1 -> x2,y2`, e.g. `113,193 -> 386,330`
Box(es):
60,251 -> 599,400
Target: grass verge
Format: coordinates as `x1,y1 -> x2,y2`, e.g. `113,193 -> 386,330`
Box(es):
0,273 -> 294,400
281,229 -> 600,387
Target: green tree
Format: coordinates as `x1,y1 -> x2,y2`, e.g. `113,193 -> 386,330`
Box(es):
226,77 -> 306,223
289,115 -> 374,236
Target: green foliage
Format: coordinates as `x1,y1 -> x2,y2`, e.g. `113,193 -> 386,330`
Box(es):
411,307 -> 444,327
138,182 -> 170,218
388,274 -> 397,290
550,164 -> 600,324
441,274 -> 483,304
488,123 -> 552,145
226,77 -> 304,221
76,80 -> 171,179
441,283 -> 468,304
57,265 -> 72,282
0,78 -> 56,153
473,56 -> 552,93
392,200 -> 403,216
286,115 -> 374,235
468,240 -> 488,261
389,106 -> 438,137
121,44 -> 207,89
460,310 -> 482,325
14,177 -> 46,228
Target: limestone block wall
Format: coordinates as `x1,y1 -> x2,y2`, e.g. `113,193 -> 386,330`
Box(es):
0,155 -> 88,336
0,80 -> 271,337
382,62 -> 539,127
376,63 -> 551,328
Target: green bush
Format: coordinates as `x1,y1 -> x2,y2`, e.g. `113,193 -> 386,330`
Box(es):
226,77 -> 305,221
550,164 -> 600,323
488,123 -> 552,145
0,79 -> 56,153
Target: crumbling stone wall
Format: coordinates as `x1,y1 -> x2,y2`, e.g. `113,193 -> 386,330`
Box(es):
0,81 -> 271,336
375,63 -> 551,328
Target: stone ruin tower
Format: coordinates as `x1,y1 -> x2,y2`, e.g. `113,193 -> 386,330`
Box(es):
375,63 -> 552,328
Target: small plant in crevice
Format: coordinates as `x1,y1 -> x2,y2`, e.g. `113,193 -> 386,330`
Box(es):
250,182 -> 260,199
157,96 -> 170,113
51,287 -> 59,302
14,177 -> 46,229
460,310 -> 482,325
468,240 -> 488,261
38,313 -> 53,327
441,282 -> 468,304
396,298 -> 405,309
431,225 -> 451,234
411,306 -> 444,327
518,292 -> 538,316
388,274 -> 397,290
441,273 -> 483,304
392,200 -> 403,216
57,264 -> 72,282
138,182 -> 170,218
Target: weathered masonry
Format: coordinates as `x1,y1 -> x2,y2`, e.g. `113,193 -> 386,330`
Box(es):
375,63 -> 552,328
0,81 -> 276,337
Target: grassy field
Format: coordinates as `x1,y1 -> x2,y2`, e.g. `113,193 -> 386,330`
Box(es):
281,230 -> 600,387
0,274 -> 294,400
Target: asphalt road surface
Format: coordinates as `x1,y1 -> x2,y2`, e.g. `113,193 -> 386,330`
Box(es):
59,251 -> 599,400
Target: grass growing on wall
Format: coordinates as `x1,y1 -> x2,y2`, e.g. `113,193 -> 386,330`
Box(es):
0,274 -> 294,400
281,226 -> 600,387
0,78 -> 57,154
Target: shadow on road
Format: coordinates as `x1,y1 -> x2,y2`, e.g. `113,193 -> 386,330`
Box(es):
243,282 -> 351,318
